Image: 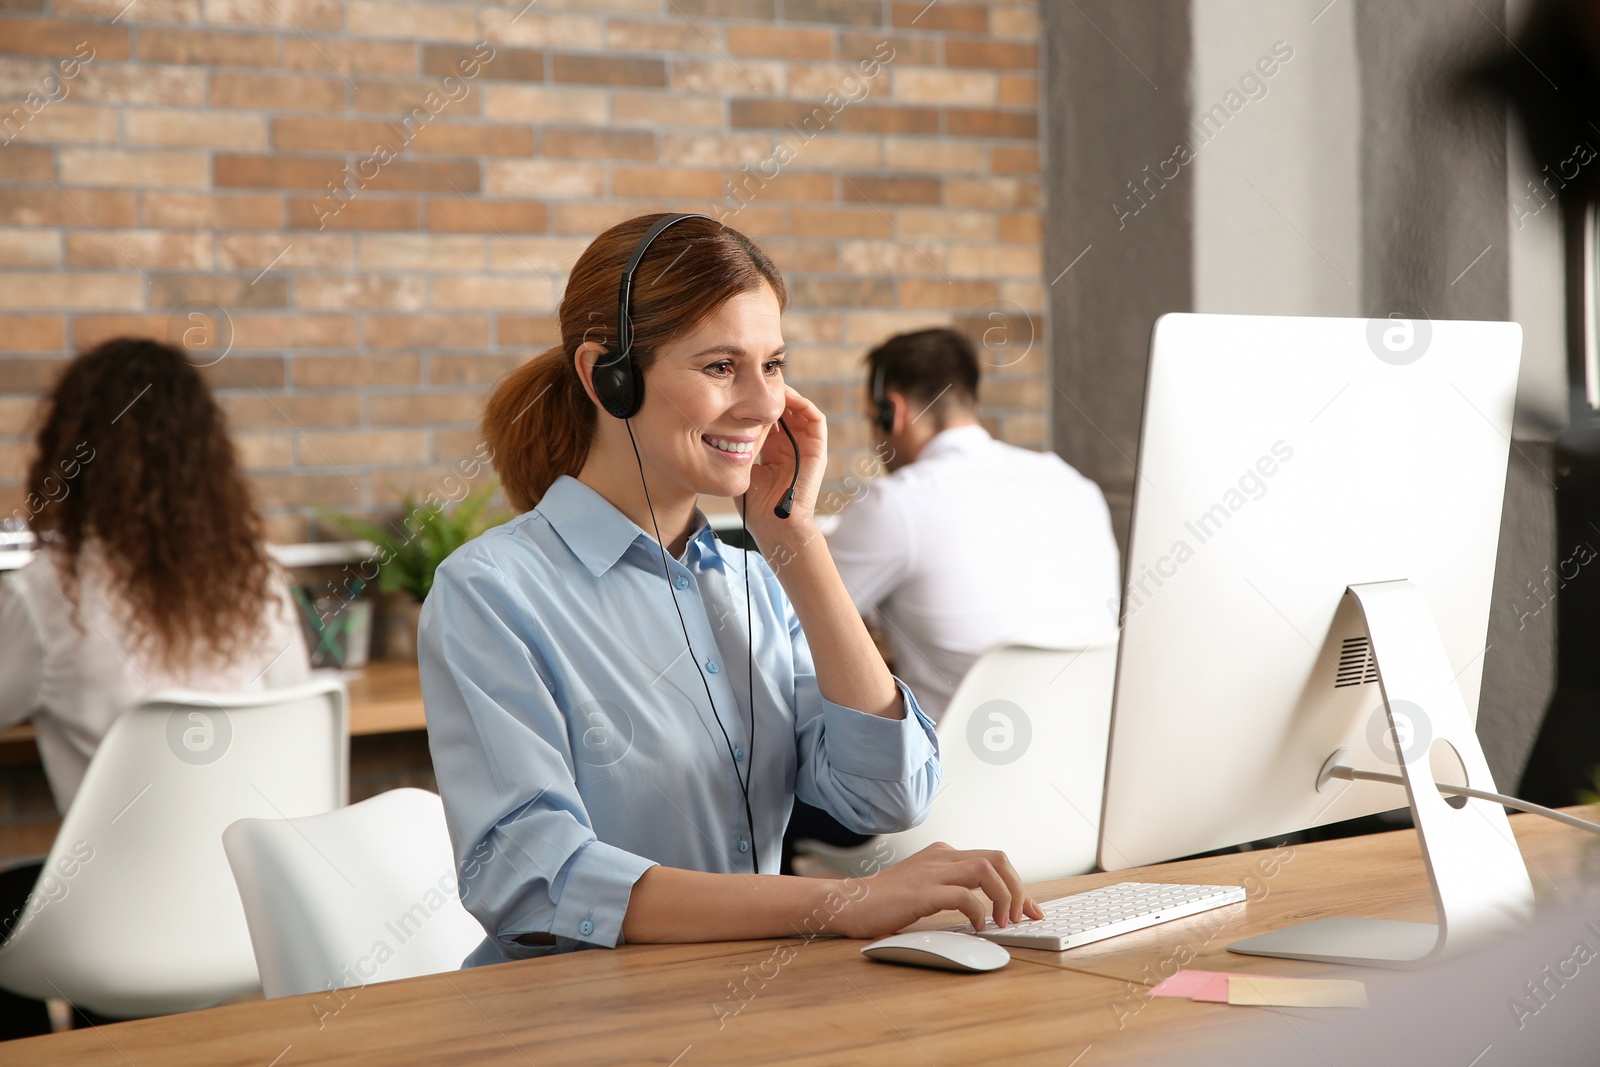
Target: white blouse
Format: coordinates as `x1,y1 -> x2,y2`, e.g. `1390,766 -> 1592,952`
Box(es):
0,545 -> 311,812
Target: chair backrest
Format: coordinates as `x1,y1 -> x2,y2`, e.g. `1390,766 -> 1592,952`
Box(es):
223,787 -> 485,1000
870,642 -> 1120,883
0,678 -> 347,1017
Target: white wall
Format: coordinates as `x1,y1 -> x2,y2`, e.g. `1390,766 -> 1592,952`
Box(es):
1506,0 -> 1570,439
1191,0 -> 1363,316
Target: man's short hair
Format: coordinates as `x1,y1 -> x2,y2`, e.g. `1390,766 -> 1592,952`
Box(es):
865,328 -> 980,421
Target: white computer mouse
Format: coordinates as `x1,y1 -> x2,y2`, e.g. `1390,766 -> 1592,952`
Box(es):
860,931 -> 1011,973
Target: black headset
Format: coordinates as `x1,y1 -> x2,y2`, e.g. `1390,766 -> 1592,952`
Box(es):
594,211 -> 805,875
871,358 -> 895,434
591,213 -> 674,422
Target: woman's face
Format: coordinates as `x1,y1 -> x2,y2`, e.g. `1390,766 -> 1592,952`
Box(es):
631,283 -> 788,501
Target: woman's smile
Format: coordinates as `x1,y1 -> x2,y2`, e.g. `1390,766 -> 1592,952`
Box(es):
701,432 -> 759,463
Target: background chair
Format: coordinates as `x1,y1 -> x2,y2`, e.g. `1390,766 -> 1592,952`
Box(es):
0,678 -> 347,1018
797,642 -> 1119,884
224,787 -> 484,999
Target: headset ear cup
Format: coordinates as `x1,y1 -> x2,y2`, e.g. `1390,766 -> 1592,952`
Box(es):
606,212 -> 712,423
593,347 -> 641,420
592,348 -> 622,417
626,351 -> 644,418
870,359 -> 894,434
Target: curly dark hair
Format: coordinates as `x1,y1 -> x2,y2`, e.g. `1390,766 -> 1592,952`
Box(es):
26,337 -> 276,670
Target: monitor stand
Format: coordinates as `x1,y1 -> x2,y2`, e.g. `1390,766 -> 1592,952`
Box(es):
1228,579 -> 1536,968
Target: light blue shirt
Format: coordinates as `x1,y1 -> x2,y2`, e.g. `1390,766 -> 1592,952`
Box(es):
419,475 -> 941,966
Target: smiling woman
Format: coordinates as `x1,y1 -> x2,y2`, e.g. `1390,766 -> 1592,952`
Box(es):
422,213 -> 1040,971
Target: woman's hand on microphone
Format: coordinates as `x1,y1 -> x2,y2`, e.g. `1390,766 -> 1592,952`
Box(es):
743,385 -> 827,546
828,842 -> 1044,940
739,382 -> 894,717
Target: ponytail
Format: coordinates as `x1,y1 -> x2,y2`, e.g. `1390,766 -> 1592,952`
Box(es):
482,345 -> 595,512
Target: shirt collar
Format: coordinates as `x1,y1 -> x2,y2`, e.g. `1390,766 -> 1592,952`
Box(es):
917,423 -> 991,462
684,520 -> 726,571
536,475 -> 723,577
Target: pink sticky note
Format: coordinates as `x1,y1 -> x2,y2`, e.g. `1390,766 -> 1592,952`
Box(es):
1151,970 -> 1222,998
1191,973 -> 1240,1003
1150,969 -> 1257,1002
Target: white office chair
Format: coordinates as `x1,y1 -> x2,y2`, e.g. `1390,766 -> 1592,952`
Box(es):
224,787 -> 483,999
796,642 -> 1119,884
0,678 -> 347,1018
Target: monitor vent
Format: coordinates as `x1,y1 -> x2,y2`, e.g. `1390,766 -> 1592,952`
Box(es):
1334,637 -> 1378,688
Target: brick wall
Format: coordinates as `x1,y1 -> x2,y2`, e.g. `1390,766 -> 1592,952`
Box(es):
0,0 -> 1044,535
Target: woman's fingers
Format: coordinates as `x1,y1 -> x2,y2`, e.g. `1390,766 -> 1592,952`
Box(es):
861,845 -> 1039,939
962,857 -> 1013,928
983,850 -> 1029,924
932,885 -> 988,933
934,847 -> 1037,927
924,852 -> 1011,929
782,386 -> 825,427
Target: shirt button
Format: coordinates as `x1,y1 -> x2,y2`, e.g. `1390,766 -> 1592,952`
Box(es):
736,837 -> 749,853
673,575 -> 689,590
578,919 -> 594,937
733,747 -> 745,761
706,660 -> 720,674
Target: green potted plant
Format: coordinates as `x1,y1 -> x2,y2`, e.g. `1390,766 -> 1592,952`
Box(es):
318,482 -> 507,660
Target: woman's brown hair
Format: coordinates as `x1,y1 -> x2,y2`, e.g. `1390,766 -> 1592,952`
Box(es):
482,214 -> 788,512
26,337 -> 276,670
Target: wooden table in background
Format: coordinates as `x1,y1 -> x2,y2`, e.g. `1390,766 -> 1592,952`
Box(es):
0,661 -> 427,747
14,810 -> 1598,1066
339,661 -> 426,735
0,664 -> 428,860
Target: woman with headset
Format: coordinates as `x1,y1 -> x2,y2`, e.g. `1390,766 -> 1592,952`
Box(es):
421,214 -> 1041,966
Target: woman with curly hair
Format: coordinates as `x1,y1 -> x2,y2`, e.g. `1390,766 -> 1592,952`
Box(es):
0,337 -> 310,1037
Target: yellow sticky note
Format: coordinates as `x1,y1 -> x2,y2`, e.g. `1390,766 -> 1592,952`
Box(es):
1227,976 -> 1367,1008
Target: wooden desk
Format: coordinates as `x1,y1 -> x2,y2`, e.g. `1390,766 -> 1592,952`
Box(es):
16,810 -> 1598,1065
0,661 -> 427,747
340,661 -> 427,735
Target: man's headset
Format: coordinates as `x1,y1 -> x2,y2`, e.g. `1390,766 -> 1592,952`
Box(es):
870,358 -> 895,435
592,211 -> 799,519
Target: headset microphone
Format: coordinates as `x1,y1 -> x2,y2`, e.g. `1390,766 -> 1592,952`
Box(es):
773,419 -> 799,520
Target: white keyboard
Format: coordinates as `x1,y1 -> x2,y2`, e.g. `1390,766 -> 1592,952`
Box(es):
948,881 -> 1247,951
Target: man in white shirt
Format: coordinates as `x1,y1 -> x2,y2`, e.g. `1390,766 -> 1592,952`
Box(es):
826,327 -> 1122,725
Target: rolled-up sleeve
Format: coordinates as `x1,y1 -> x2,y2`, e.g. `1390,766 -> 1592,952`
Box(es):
781,579 -> 942,834
420,554 -> 656,962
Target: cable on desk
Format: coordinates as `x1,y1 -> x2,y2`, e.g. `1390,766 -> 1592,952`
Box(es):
1324,764 -> 1600,836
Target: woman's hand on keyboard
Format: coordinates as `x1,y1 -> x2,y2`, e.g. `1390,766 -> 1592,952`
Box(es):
832,842 -> 1045,939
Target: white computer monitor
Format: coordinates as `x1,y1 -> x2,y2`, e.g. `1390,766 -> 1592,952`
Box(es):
1098,312 -> 1533,967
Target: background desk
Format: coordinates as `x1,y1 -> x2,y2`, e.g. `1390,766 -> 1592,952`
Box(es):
15,810 -> 1597,1065
0,663 -> 432,865
0,662 -> 428,748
